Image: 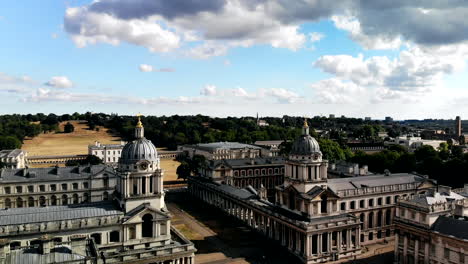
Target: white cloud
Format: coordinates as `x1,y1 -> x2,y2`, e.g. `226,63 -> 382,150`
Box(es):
223,59 -> 231,66
139,64 -> 175,72
310,78 -> 363,104
200,84 -> 217,96
309,32 -> 324,43
44,76 -> 74,88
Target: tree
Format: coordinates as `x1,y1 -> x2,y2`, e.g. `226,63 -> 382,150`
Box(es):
0,136 -> 21,150
64,122 -> 75,133
83,155 -> 103,165
190,155 -> 207,175
318,139 -> 351,162
176,162 -> 191,180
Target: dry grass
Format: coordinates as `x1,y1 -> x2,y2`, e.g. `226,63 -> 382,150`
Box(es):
160,159 -> 181,182
22,121 -> 121,156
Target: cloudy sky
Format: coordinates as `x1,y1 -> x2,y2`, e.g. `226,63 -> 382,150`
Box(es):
1,0 -> 468,119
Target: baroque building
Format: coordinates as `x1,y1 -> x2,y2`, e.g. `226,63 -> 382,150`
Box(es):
0,149 -> 27,169
188,120 -> 436,263
394,186 -> 468,264
0,117 -> 195,264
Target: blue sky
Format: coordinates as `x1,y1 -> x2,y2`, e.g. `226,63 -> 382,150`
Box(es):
1,0 -> 468,119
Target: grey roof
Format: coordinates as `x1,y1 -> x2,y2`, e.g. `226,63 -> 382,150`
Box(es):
290,134 -> 321,156
217,184 -> 258,200
192,142 -> 261,152
407,191 -> 465,207
0,202 -> 122,226
327,173 -> 425,192
89,144 -> 124,150
0,165 -> 115,183
208,157 -> 285,169
6,246 -> 86,264
431,216 -> 468,240
0,149 -> 24,159
120,138 -> 158,164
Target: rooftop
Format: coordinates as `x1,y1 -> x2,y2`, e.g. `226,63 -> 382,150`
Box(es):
328,173 -> 426,192
0,164 -> 115,183
5,245 -> 87,264
190,142 -> 262,152
0,149 -> 25,159
0,201 -> 122,226
208,157 -> 285,169
431,216 -> 468,240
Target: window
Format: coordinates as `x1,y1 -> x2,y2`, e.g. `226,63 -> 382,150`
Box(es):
109,231 -> 120,242
83,182 -> 88,189
411,211 -> 416,219
50,184 -> 56,191
377,197 -> 382,206
39,196 -> 46,207
129,226 -> 136,239
5,198 -> 11,208
359,200 -> 365,208
400,209 -> 405,217
386,196 -> 391,204
350,201 -> 356,210
39,185 -> 45,192
28,197 -> 34,207
27,185 -> 34,192
72,183 -> 78,190
61,184 -> 68,191
368,199 -> 374,207
340,202 -> 346,211
4,187 -> 11,194
444,248 -> 450,258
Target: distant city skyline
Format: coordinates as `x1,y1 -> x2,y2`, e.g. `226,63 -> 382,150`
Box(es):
1,1 -> 468,119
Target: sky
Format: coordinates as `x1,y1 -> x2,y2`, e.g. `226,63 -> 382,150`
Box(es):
1,0 -> 468,119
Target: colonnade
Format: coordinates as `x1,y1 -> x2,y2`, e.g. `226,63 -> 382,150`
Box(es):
120,174 -> 162,197
189,179 -> 361,263
394,232 -> 430,264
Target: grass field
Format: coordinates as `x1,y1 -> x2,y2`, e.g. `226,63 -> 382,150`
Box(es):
22,120 -> 121,156
22,120 -> 181,181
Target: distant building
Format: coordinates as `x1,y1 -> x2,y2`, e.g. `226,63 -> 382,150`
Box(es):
456,116 -> 462,138
256,113 -> 269,127
254,140 -> 284,157
364,117 -> 371,121
179,142 -> 267,160
385,116 -> 394,123
329,114 -> 335,119
328,161 -> 369,177
88,141 -> 125,164
0,149 -> 27,169
385,136 -> 446,152
394,186 -> 468,264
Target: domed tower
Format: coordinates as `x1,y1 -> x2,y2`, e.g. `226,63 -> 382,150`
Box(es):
285,118 -> 328,193
116,115 -> 164,213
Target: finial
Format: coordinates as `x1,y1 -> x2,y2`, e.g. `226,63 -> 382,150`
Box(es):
136,113 -> 143,128
303,116 -> 309,128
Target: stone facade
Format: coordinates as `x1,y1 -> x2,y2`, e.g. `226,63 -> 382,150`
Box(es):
88,141 -> 126,165
0,118 -> 195,264
188,120 -> 437,263
0,149 -> 27,169
394,186 -> 468,264
179,142 -> 266,160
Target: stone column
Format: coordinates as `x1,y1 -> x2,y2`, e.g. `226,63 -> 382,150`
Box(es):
394,232 -> 399,262
337,231 -> 342,252
424,241 -> 429,264
347,229 -> 351,249
306,235 -> 311,256
318,233 -> 322,255
414,239 -> 419,264
328,232 -> 332,253
403,234 -> 408,262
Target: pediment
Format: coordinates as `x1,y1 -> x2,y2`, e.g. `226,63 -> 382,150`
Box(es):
123,203 -> 170,224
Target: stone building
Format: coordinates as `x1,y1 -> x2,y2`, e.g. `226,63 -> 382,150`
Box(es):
0,117 -> 195,264
0,149 -> 27,169
394,186 -> 468,264
179,142 -> 265,160
88,141 -> 126,165
188,120 -> 436,263
199,157 -> 285,200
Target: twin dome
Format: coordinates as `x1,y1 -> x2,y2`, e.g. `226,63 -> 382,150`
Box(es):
119,117 -> 159,164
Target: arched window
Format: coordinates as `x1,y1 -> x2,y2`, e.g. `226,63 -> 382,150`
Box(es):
103,192 -> 109,201
359,214 -> 365,229
142,214 -> 153,238
385,210 -> 392,225
91,233 -> 101,244
51,195 -> 57,206
109,231 -> 120,242
10,241 -> 21,250
288,191 -> 295,210
28,197 -> 34,207
320,194 -> 328,213
83,193 -> 89,203
62,195 -> 68,205
39,196 -> 46,207
5,198 -> 11,208
368,212 -> 374,228
377,211 -> 383,227
368,232 -> 373,241
16,197 -> 23,208
129,226 -> 136,239
73,194 -> 79,204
